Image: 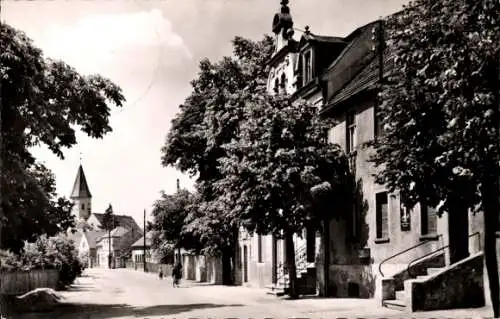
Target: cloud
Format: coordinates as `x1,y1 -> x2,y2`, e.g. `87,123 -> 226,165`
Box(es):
41,9 -> 192,74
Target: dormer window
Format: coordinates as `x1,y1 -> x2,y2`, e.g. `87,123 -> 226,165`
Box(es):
303,50 -> 312,85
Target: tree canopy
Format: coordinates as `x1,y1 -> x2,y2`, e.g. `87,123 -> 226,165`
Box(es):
369,0 -> 500,316
1,22 -> 125,253
160,35 -> 274,254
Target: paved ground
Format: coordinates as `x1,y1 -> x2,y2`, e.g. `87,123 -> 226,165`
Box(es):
8,268 -> 496,318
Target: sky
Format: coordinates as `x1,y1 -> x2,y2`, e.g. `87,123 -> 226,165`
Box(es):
2,0 -> 409,226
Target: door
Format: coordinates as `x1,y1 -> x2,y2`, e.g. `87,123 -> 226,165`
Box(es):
243,245 -> 248,283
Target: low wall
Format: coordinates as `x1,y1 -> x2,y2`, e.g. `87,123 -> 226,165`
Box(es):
0,269 -> 59,295
127,262 -> 172,276
206,256 -> 223,285
406,252 -> 484,312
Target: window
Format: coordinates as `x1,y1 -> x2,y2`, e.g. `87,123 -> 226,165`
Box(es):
376,192 -> 389,239
81,203 -> 85,210
280,73 -> 287,94
346,112 -> 356,154
420,203 -> 437,235
303,50 -> 312,85
274,78 -> 279,94
257,235 -> 263,263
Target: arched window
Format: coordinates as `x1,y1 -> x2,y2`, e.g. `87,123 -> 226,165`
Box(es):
280,73 -> 287,94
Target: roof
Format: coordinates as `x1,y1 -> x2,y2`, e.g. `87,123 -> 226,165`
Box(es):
70,165 -> 92,198
131,231 -> 154,248
110,226 -> 129,237
92,213 -> 141,232
83,230 -> 107,249
321,51 -> 395,114
298,32 -> 345,47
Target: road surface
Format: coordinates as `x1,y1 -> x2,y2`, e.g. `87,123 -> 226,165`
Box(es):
11,268 -> 493,318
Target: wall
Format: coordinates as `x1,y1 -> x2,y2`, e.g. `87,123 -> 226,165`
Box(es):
239,230 -> 275,288
206,256 -> 223,284
325,94 -> 447,299
0,270 -> 59,295
406,252 -> 484,311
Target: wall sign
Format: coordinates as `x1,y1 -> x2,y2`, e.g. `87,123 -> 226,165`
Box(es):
400,205 -> 411,231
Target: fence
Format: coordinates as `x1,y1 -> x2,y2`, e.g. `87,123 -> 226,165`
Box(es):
0,269 -> 59,295
126,262 -> 172,277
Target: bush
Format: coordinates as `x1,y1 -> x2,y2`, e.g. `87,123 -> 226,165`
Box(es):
0,234 -> 83,289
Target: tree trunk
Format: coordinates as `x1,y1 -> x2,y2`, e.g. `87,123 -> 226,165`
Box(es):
285,231 -> 299,299
323,217 -> 330,297
177,247 -> 181,264
481,177 -> 500,318
447,195 -> 469,264
222,248 -> 233,285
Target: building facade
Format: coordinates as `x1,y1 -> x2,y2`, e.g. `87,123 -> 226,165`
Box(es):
239,1 -> 490,308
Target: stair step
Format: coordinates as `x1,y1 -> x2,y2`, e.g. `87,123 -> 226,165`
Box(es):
416,275 -> 429,280
382,299 -> 406,311
395,290 -> 405,301
427,267 -> 443,276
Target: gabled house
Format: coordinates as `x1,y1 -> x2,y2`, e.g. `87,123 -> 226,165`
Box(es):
130,231 -> 161,267
238,0 -> 349,295
96,226 -> 142,269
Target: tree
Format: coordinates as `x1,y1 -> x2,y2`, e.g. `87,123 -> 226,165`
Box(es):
150,189 -> 196,261
160,36 -> 274,284
102,204 -> 117,268
1,23 -> 125,252
368,1 -> 500,316
217,92 -> 349,298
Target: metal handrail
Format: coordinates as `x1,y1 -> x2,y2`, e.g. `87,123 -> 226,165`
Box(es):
275,243 -> 308,290
378,234 -> 443,277
407,231 -> 481,278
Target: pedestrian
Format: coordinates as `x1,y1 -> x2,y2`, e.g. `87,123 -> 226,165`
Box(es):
159,269 -> 163,280
172,261 -> 182,288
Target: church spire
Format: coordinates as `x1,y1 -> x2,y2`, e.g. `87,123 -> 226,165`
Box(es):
70,165 -> 92,199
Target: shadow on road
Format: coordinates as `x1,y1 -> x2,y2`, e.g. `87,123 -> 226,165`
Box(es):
8,302 -> 244,319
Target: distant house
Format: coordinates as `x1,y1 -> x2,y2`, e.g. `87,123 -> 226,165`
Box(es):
96,226 -> 142,268
67,164 -> 143,268
130,231 -> 161,268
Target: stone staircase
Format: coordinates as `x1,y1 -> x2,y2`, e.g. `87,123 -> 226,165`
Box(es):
383,266 -> 444,310
265,244 -> 316,296
381,233 -> 483,312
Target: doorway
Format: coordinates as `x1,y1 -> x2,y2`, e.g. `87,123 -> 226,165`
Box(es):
243,245 -> 248,283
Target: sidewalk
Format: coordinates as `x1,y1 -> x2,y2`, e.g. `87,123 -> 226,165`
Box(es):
184,281 -> 495,318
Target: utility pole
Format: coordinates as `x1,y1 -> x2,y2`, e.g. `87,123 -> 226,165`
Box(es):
143,209 -> 147,272
176,179 -> 181,263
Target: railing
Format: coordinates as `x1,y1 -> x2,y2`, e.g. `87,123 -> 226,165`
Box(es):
274,243 -> 309,290
407,231 -> 481,278
378,234 -> 443,277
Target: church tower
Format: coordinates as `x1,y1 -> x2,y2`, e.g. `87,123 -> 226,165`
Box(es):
70,165 -> 92,221
267,0 -> 298,95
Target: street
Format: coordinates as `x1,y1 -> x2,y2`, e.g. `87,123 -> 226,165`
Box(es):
10,268 -> 493,319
